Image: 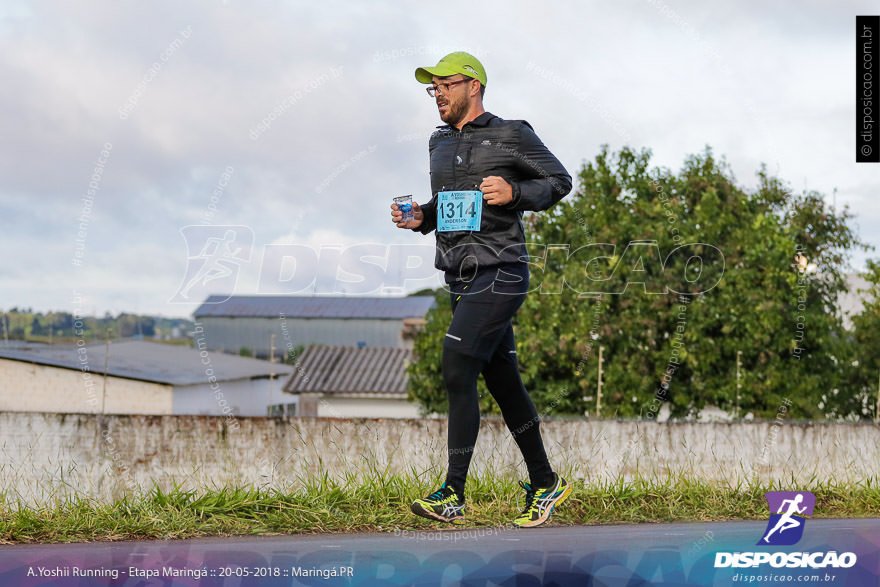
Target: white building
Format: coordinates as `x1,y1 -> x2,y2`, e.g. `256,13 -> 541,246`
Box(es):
192,295 -> 435,358
0,340 -> 294,417
283,345 -> 420,418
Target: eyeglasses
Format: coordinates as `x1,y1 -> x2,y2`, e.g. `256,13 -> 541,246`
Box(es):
426,78 -> 470,97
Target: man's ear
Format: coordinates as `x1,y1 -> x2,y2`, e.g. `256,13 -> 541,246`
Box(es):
470,80 -> 482,98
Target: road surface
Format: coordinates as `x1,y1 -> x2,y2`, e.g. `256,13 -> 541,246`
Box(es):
1,518 -> 878,585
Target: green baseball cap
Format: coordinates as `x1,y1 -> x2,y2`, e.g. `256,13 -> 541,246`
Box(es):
415,51 -> 487,87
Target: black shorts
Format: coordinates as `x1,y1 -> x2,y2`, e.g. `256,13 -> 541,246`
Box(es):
443,264 -> 529,361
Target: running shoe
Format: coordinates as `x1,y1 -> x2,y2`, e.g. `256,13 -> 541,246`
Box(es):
513,473 -> 572,528
410,483 -> 465,524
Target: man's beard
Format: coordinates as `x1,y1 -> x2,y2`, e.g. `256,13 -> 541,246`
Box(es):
439,95 -> 469,127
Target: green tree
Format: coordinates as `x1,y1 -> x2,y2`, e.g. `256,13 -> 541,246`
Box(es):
407,146 -> 866,419
29,316 -> 44,336
407,289 -> 452,415
845,260 -> 880,419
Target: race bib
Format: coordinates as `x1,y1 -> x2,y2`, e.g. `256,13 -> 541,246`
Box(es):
437,191 -> 482,232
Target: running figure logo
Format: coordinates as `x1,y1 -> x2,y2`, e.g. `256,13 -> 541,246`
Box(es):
758,491 -> 815,546
169,225 -> 254,303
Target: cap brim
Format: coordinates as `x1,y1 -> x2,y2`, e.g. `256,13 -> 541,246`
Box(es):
415,64 -> 461,84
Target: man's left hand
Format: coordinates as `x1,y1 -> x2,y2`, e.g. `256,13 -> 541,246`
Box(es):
480,176 -> 513,206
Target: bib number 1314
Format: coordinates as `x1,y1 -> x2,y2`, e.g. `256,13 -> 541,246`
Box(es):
437,191 -> 482,232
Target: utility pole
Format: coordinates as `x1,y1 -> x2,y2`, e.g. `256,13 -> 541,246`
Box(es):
597,345 -> 604,418
736,350 -> 742,419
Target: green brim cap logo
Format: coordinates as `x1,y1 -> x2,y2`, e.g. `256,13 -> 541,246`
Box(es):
415,51 -> 487,87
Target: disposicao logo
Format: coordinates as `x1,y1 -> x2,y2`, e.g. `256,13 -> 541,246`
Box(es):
759,490 -> 814,546
714,491 -> 857,569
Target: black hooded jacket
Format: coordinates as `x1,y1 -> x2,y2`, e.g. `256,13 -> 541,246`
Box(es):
414,112 -> 572,279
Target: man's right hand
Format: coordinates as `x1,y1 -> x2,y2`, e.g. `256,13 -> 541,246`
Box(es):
391,201 -> 424,229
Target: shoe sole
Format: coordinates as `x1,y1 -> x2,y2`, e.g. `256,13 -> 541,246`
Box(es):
410,502 -> 465,524
514,482 -> 573,528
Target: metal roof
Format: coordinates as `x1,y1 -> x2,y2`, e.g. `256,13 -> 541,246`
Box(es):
193,295 -> 436,319
283,345 -> 411,395
0,340 -> 293,386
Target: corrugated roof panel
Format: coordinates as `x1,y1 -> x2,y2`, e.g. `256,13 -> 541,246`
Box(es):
283,346 -> 411,395
315,346 -> 341,392
338,347 -> 370,392
294,346 -> 333,393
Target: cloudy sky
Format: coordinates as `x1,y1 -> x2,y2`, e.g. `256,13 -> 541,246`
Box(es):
2,0 -> 878,318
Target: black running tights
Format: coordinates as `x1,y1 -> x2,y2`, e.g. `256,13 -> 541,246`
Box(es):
442,326 -> 554,497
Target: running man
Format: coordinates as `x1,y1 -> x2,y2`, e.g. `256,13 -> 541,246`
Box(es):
390,52 -> 573,527
763,493 -> 808,543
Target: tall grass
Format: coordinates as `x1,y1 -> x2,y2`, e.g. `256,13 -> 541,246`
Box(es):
3,469 -> 879,544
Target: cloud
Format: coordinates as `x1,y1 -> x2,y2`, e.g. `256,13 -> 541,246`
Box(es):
1,0 -> 877,315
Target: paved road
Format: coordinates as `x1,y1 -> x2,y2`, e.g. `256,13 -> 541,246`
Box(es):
1,519 -> 878,585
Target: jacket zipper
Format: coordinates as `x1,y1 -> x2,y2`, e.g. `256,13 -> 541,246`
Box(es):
453,128 -> 461,187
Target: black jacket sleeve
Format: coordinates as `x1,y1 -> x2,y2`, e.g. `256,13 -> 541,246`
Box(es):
505,121 -> 572,212
413,193 -> 438,234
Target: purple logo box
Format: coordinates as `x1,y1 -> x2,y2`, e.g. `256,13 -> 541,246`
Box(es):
758,491 -> 816,546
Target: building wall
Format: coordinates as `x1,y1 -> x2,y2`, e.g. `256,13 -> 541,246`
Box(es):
195,317 -> 409,357
4,411 -> 880,506
839,273 -> 871,329
172,378 -> 294,417
317,396 -> 421,418
0,358 -> 173,414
